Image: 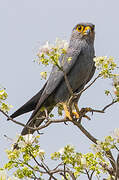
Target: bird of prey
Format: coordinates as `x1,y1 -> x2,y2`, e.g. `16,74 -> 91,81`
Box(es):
10,23 -> 96,135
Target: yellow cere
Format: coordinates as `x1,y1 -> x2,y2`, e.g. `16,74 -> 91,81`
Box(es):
83,26 -> 92,34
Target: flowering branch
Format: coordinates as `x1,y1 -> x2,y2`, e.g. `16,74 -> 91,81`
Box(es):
1,38 -> 119,179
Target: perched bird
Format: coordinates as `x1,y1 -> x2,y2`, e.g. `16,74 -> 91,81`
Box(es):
10,23 -> 96,135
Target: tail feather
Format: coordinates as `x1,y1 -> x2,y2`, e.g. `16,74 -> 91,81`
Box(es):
21,106 -> 53,135
21,91 -> 55,135
10,83 -> 47,119
21,111 -> 45,135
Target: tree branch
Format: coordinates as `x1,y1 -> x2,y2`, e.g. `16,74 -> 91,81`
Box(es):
102,100 -> 117,112
72,120 -> 97,144
29,152 -> 57,180
71,119 -> 116,171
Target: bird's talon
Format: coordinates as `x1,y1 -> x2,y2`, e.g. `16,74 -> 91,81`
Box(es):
64,121 -> 68,125
72,111 -> 80,119
65,113 -> 73,120
84,115 -> 91,120
37,130 -> 44,135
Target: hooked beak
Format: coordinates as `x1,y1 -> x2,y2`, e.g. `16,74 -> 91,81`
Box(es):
83,26 -> 91,35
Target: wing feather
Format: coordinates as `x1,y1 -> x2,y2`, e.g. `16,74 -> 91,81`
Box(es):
28,48 -> 81,121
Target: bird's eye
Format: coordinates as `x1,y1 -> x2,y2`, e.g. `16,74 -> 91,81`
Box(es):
76,25 -> 84,32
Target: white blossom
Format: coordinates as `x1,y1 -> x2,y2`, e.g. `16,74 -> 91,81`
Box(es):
0,170 -> 7,180
39,149 -> 45,154
23,134 -> 35,144
39,41 -> 53,54
17,134 -> 36,148
91,141 -> 102,153
17,140 -> 26,148
81,157 -> 87,168
55,38 -> 68,50
39,149 -> 45,159
0,170 -> 20,180
112,128 -> 119,141
58,147 -> 65,155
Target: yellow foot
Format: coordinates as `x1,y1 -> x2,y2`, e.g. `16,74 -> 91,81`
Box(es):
63,103 -> 80,120
63,103 -> 72,120
72,111 -> 80,119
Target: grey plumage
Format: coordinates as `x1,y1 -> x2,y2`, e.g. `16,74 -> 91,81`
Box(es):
10,83 -> 47,118
10,23 -> 95,135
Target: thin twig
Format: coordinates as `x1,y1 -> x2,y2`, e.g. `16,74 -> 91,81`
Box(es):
29,152 -> 57,180
99,162 -> 114,177
72,120 -> 97,144
57,168 -> 76,180
66,167 -> 76,180
0,109 -> 27,127
89,100 -> 117,114
69,75 -> 100,104
63,163 -> 68,180
90,171 -> 95,179
41,163 -> 57,180
115,154 -> 119,179
0,108 -> 69,131
76,74 -> 100,99
66,74 -> 100,118
63,69 -> 73,96
53,163 -> 64,171
36,118 -> 69,130
19,160 -> 44,177
102,100 -> 117,112
85,169 -> 91,180
105,151 -> 116,172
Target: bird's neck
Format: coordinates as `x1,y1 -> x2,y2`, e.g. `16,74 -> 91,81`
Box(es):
69,37 -> 94,51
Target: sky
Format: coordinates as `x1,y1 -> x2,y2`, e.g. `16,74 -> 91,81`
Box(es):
0,0 -> 119,178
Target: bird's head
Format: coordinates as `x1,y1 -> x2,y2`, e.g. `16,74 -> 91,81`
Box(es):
71,23 -> 95,43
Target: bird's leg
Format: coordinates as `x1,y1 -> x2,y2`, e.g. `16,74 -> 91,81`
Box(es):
63,102 -> 91,121
73,101 -> 92,122
63,103 -> 73,120
73,101 -> 80,119
63,102 -> 80,120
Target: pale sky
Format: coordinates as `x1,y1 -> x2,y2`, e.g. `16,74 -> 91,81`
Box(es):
0,0 -> 119,178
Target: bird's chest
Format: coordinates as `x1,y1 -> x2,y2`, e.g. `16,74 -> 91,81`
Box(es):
68,47 -> 94,87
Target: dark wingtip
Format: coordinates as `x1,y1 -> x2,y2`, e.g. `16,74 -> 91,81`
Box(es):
9,83 -> 47,119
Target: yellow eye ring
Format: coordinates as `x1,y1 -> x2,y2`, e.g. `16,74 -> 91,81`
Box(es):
76,25 -> 84,32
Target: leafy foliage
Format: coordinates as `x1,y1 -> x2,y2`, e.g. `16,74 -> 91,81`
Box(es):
0,88 -> 12,113
2,131 -> 119,180
4,135 -> 45,179
93,56 -> 117,78
36,38 -> 69,79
